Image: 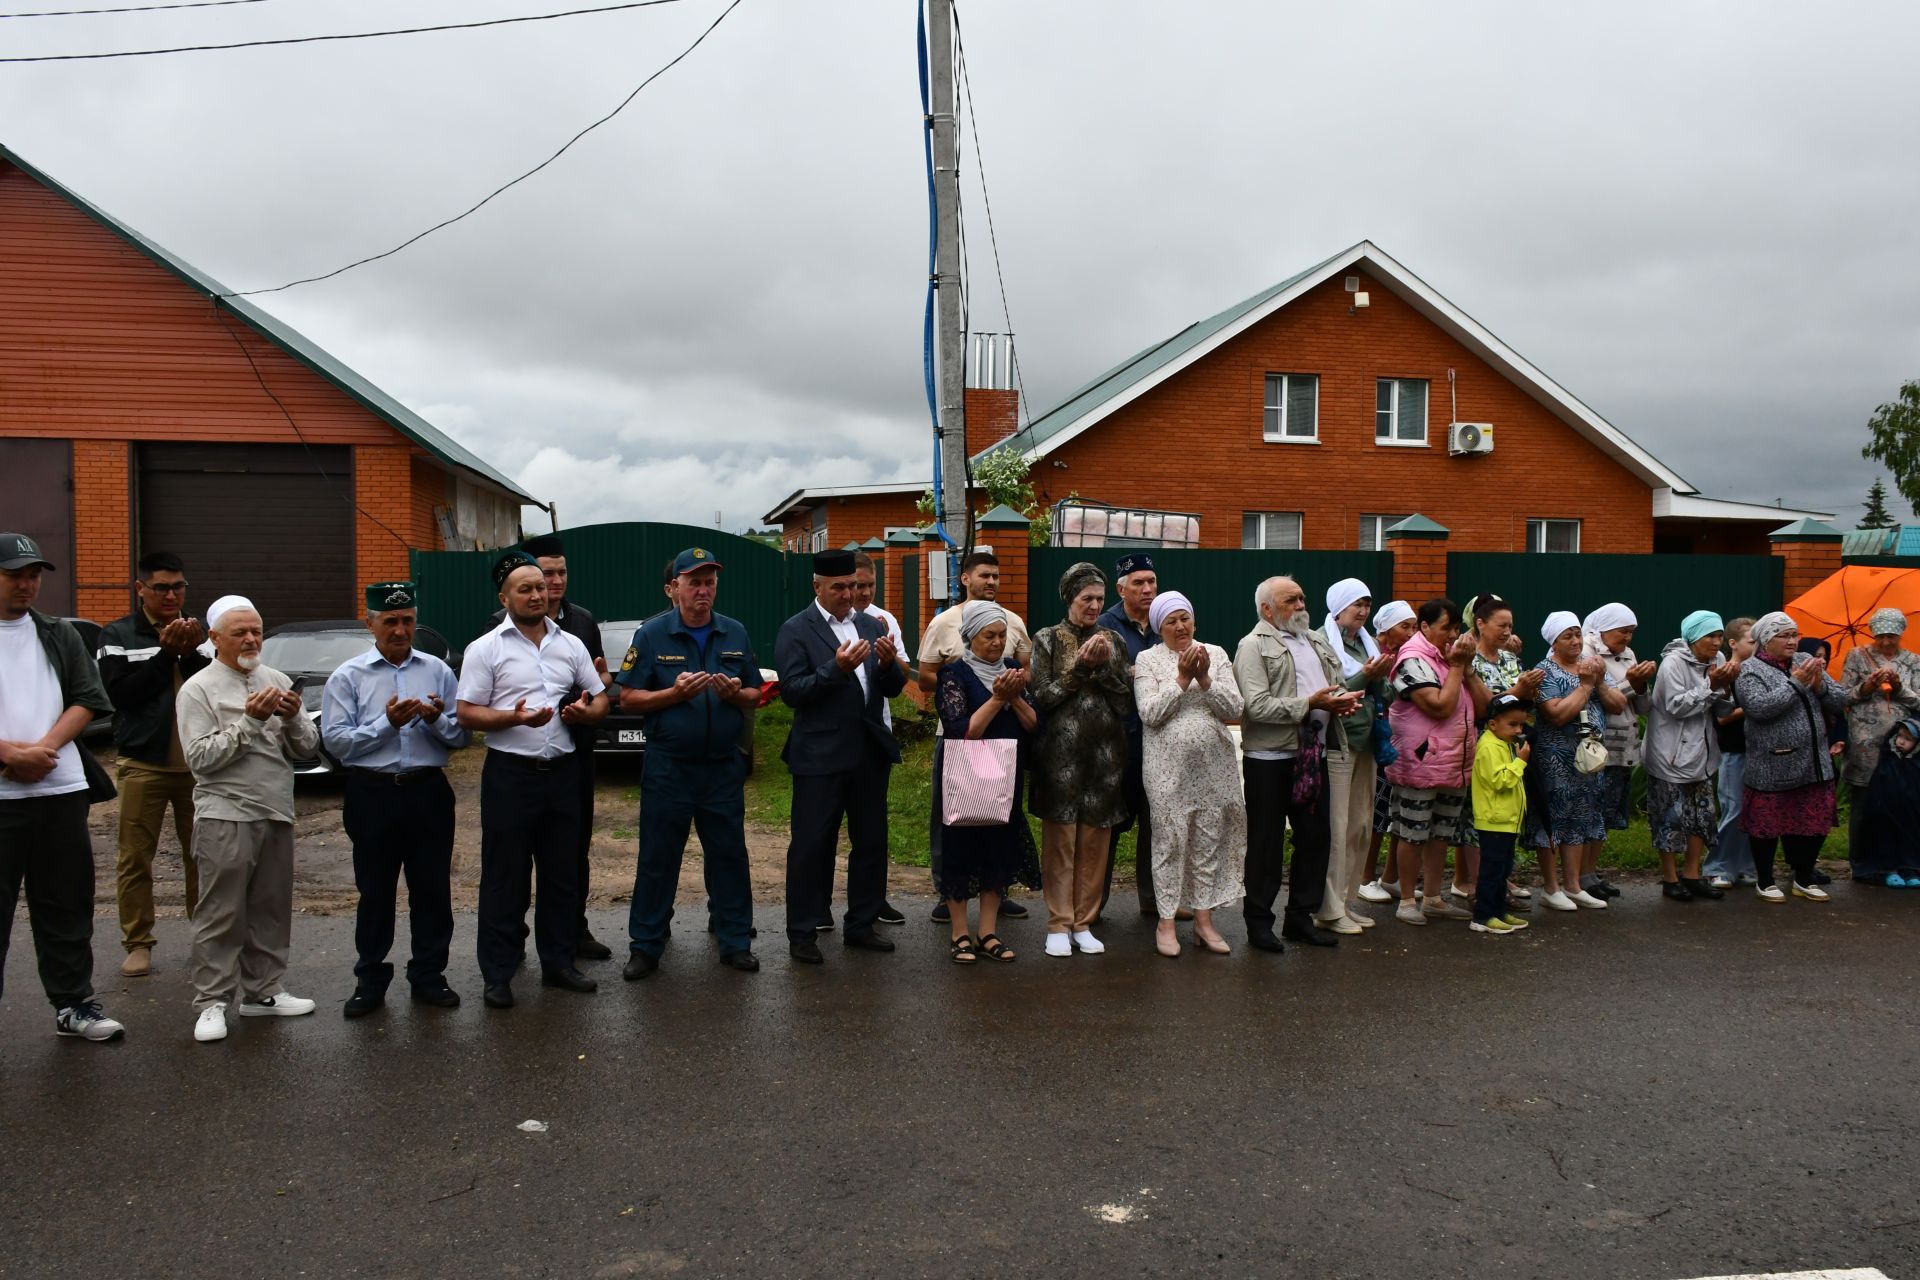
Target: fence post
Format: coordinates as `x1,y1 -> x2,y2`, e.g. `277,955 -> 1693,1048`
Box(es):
885,528 -> 918,625
1769,518 -> 1844,606
976,503 -> 1032,623
1385,514 -> 1450,604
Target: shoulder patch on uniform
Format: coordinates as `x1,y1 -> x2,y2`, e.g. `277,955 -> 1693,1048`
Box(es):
619,645 -> 639,673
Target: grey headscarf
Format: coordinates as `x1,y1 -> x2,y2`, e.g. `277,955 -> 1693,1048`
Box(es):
1058,561 -> 1105,606
1751,611 -> 1798,650
959,600 -> 1011,689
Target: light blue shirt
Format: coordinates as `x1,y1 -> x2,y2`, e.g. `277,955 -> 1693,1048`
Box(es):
321,646 -> 470,771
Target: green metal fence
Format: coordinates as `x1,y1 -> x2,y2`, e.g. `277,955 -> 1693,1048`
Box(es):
1027,547 -> 1394,639
1445,552 -> 1784,662
409,522 -> 817,659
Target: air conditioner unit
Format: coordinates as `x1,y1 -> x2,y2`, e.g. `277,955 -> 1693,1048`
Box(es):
1448,422 -> 1494,456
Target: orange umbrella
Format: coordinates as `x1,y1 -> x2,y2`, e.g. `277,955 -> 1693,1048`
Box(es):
1784,565 -> 1920,676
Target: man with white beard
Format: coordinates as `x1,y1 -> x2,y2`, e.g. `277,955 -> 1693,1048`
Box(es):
175,595 -> 322,1043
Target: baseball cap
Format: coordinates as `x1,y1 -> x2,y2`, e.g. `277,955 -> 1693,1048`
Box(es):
673,546 -> 724,576
0,532 -> 55,572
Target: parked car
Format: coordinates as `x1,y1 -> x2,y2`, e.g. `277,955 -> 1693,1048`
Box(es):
64,618 -> 114,744
595,618 -> 779,770
258,620 -> 455,775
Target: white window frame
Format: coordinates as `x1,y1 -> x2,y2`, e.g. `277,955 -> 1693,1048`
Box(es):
1262,373 -> 1320,444
1241,511 -> 1304,551
1358,513 -> 1413,551
1526,518 -> 1582,553
1375,377 -> 1430,446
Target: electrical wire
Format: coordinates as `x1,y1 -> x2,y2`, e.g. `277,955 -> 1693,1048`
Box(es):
223,0 -> 743,297
1,0 -> 273,17
0,0 -> 690,61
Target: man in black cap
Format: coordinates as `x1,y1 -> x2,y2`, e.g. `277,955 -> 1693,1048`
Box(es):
493,533 -> 614,962
1097,552 -> 1162,918
458,552 -> 609,1009
322,581 -> 470,1017
0,532 -> 124,1042
775,548 -> 905,964
614,547 -> 763,978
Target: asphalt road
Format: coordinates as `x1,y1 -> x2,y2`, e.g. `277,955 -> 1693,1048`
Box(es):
4,885 -> 1918,1279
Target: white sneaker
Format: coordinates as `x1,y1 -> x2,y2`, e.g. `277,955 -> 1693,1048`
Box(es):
54,1001 -> 125,1042
1347,910 -> 1377,929
1070,930 -> 1105,955
1791,882 -> 1830,902
1395,900 -> 1427,925
1510,885 -> 1534,900
1709,876 -> 1734,890
1541,890 -> 1578,912
194,1003 -> 229,1042
239,992 -> 317,1017
1756,884 -> 1786,902
1321,916 -> 1364,936
1569,890 -> 1609,910
1044,932 -> 1072,958
1357,880 -> 1394,903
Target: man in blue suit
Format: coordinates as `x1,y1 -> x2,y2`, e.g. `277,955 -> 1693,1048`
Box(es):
775,549 -> 906,964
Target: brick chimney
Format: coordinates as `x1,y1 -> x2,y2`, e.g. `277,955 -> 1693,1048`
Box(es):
964,386 -> 1019,456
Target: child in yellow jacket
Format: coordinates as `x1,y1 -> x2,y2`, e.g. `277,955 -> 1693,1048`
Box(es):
1471,694 -> 1533,935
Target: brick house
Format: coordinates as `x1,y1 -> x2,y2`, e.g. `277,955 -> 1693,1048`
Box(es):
0,144 -> 534,626
766,241 -> 1827,556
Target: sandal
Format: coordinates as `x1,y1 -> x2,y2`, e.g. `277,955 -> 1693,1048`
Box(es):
949,936 -> 978,965
976,933 -> 1016,963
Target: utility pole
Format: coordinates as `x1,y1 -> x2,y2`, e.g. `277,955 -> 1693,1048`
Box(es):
927,0 -> 969,600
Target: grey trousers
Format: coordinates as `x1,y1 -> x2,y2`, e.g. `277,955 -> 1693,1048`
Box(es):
189,817 -> 294,1011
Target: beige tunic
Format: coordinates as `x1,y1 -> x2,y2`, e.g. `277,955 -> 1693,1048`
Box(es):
1136,642 -> 1246,917
176,660 -> 320,824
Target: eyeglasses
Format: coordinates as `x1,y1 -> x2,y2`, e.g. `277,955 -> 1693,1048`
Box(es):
143,581 -> 189,594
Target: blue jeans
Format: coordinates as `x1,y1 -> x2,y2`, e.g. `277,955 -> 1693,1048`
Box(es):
1706,753 -> 1754,881
628,751 -> 754,958
1472,829 -> 1515,924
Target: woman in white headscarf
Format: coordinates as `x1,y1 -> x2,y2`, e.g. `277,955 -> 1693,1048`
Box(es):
1528,611 -> 1611,911
1580,602 -> 1655,900
1840,607 -> 1920,849
1360,601 -> 1419,900
1312,579 -> 1396,933
1134,591 -> 1245,957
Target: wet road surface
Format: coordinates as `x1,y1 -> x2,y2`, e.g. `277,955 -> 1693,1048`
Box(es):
4,884 -> 1919,1278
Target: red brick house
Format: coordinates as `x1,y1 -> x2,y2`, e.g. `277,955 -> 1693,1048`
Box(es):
0,143 -> 534,626
766,241 -> 1826,555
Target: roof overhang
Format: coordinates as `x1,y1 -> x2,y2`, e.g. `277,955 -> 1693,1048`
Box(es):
1652,490 -> 1833,523
762,481 -> 926,525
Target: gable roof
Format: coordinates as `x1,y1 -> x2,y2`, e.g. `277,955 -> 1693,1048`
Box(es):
0,143 -> 536,504
983,240 -> 1698,494
763,480 -> 923,525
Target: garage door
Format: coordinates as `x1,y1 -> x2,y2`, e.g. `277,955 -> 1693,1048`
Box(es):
137,443 -> 355,628
0,439 -> 74,617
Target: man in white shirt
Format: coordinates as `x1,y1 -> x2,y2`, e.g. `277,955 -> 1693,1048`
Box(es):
0,532 -> 124,1043
457,552 -> 609,1010
177,593 -> 325,1043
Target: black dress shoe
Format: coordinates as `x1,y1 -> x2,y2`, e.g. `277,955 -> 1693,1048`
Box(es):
483,982 -> 515,1009
1662,880 -> 1694,901
999,897 -> 1029,919
540,967 -> 598,993
815,917 -> 836,932
930,902 -> 951,924
1247,928 -> 1286,954
410,984 -> 460,1008
877,902 -> 906,926
719,950 -> 760,972
1811,870 -> 1833,886
1281,921 -> 1339,947
574,933 -> 614,962
1592,879 -> 1623,900
622,952 -> 660,981
1684,877 -> 1725,900
343,989 -> 384,1018
844,931 -> 897,953
789,938 -> 824,965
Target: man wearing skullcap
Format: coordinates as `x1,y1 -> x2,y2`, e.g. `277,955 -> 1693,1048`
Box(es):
177,594 -> 324,1042
459,553 -> 609,1009
1096,551 -> 1162,920
323,582 -> 471,1017
775,548 -> 906,964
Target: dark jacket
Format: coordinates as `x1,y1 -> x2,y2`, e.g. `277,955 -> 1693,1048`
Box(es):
1735,655 -> 1848,793
97,611 -> 211,765
775,605 -> 904,775
614,609 -> 760,761
29,610 -> 115,723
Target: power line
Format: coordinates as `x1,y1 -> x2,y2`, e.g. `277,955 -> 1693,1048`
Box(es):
2,0 -> 274,18
226,0 -> 744,297
0,0 -> 689,61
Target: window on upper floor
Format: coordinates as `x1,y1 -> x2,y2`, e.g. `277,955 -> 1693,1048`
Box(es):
1263,374 -> 1319,442
1358,513 -> 1413,551
1242,511 -> 1303,551
1526,518 -> 1581,553
1375,378 -> 1429,445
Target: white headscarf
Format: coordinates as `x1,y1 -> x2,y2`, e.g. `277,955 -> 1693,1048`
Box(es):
1583,602 -> 1637,655
1322,578 -> 1378,677
1147,590 -> 1193,636
1541,610 -> 1582,645
1372,600 -> 1414,636
205,594 -> 257,634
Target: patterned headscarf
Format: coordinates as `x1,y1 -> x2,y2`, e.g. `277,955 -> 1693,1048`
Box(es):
1871,608 -> 1909,637
1751,611 -> 1798,650
1058,561 -> 1105,604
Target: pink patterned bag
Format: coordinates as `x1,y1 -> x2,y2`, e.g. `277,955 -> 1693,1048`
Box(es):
941,738 -> 1018,827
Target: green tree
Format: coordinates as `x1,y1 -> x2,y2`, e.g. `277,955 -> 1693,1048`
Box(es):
1860,478 -> 1897,529
1861,380 -> 1920,517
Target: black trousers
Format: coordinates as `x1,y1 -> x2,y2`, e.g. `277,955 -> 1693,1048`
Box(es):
786,752 -> 891,943
1751,833 -> 1824,889
1242,756 -> 1331,929
344,770 -> 455,992
1102,731 -> 1155,914
477,750 -> 581,983
573,743 -> 597,936
0,792 -> 96,1009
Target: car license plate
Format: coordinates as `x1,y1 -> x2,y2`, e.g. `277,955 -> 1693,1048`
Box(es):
617,730 -> 644,744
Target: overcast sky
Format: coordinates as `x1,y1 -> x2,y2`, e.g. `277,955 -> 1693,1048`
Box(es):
5,0 -> 1918,531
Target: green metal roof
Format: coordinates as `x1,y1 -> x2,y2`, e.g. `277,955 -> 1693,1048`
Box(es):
976,503 -> 1031,527
1385,513 -> 1450,537
1770,518 -> 1843,542
0,143 -> 536,504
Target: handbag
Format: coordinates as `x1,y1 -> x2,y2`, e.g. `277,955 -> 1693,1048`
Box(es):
1574,731 -> 1608,775
1371,709 -> 1398,767
941,736 -> 1018,827
1293,720 -> 1328,806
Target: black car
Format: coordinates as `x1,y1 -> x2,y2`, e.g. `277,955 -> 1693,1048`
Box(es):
258,620 -> 456,775
594,618 -> 777,767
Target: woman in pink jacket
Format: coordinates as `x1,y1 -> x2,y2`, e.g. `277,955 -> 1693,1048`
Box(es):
1385,598 -> 1488,927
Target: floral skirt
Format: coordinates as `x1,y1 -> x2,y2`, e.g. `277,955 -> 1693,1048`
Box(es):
1526,747 -> 1608,849
1742,781 -> 1837,841
1647,777 -> 1718,854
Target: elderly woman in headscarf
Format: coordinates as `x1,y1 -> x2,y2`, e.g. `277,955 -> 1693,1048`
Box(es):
1735,611 -> 1848,902
1312,579 -> 1397,933
1578,602 -> 1654,900
1841,608 -> 1920,848
933,601 -> 1041,964
1028,562 -> 1132,958
1644,610 -> 1741,901
1528,611 -> 1611,911
1134,591 -> 1245,957
1361,600 -> 1420,901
